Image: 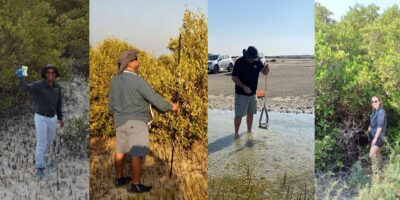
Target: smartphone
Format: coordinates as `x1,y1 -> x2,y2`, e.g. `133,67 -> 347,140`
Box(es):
21,65 -> 28,76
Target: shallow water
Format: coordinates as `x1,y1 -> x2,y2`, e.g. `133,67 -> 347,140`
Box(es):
208,109 -> 315,198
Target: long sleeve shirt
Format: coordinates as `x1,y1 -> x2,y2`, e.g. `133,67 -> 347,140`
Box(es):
108,71 -> 172,127
19,78 -> 63,120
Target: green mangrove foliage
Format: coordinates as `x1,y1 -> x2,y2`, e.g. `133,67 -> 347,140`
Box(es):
315,3 -> 400,171
0,0 -> 88,112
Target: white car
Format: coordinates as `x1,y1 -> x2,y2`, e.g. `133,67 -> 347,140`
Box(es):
208,54 -> 234,73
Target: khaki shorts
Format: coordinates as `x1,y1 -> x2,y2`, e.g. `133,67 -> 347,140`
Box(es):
116,120 -> 149,157
235,93 -> 257,117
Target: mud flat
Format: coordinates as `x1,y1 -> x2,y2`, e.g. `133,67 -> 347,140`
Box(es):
0,77 -> 89,200
208,58 -> 315,114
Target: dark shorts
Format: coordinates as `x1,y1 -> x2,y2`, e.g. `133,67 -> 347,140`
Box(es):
368,132 -> 384,148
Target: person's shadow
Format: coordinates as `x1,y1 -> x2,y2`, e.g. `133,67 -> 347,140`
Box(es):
208,132 -> 263,154
208,133 -> 237,154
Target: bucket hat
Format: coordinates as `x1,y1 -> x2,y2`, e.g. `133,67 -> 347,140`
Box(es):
40,64 -> 60,79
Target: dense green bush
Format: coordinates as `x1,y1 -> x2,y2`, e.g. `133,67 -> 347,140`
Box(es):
315,3 -> 400,171
55,0 -> 89,75
0,0 -> 88,112
90,10 -> 207,148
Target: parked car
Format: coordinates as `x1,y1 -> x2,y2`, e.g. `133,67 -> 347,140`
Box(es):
208,53 -> 234,73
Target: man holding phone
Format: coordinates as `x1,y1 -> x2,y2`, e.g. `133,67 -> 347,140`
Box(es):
15,64 -> 64,178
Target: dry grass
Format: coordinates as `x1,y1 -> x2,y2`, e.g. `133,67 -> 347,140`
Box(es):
89,136 -> 207,199
317,151 -> 400,199
357,153 -> 400,199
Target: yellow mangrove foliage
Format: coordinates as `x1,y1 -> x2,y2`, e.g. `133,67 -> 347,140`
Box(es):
89,9 -> 207,148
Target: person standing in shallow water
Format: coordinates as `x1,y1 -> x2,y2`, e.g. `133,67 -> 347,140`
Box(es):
15,64 -> 64,178
231,46 -> 270,139
108,49 -> 180,193
367,95 -> 387,166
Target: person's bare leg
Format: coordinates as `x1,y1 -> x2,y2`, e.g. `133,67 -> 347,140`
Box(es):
376,148 -> 383,169
376,148 -> 382,160
131,156 -> 142,184
246,113 -> 253,133
234,117 -> 242,138
369,145 -> 380,160
114,153 -> 125,178
369,145 -> 381,172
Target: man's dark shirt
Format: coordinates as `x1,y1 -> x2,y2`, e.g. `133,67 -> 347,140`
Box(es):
232,56 -> 264,96
19,78 -> 63,120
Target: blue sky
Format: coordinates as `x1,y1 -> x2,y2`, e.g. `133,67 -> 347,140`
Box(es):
208,0 -> 314,56
90,0 -> 207,56
317,0 -> 399,20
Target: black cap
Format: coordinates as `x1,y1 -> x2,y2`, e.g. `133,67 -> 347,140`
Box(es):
243,46 -> 260,61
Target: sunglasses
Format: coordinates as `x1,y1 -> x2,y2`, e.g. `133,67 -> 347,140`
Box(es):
371,100 -> 379,103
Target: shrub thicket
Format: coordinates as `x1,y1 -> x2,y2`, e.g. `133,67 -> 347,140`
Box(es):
315,3 -> 400,171
0,0 -> 88,113
89,10 -> 207,148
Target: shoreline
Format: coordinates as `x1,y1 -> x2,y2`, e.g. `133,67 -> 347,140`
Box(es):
208,58 -> 315,114
208,94 -> 314,114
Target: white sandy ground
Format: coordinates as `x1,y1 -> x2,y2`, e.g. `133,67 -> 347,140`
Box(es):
0,76 -> 89,200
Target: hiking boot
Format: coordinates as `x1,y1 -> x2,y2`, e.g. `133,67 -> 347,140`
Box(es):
127,183 -> 152,193
36,168 -> 45,178
115,176 -> 131,186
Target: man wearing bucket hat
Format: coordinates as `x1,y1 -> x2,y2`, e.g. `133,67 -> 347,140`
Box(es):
15,64 -> 64,178
232,46 -> 270,138
109,49 -> 180,193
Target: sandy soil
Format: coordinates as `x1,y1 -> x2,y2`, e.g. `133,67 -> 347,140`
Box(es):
90,136 -> 207,200
0,77 -> 89,200
208,58 -> 315,114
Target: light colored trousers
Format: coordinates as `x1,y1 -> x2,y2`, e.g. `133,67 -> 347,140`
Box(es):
34,113 -> 57,169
